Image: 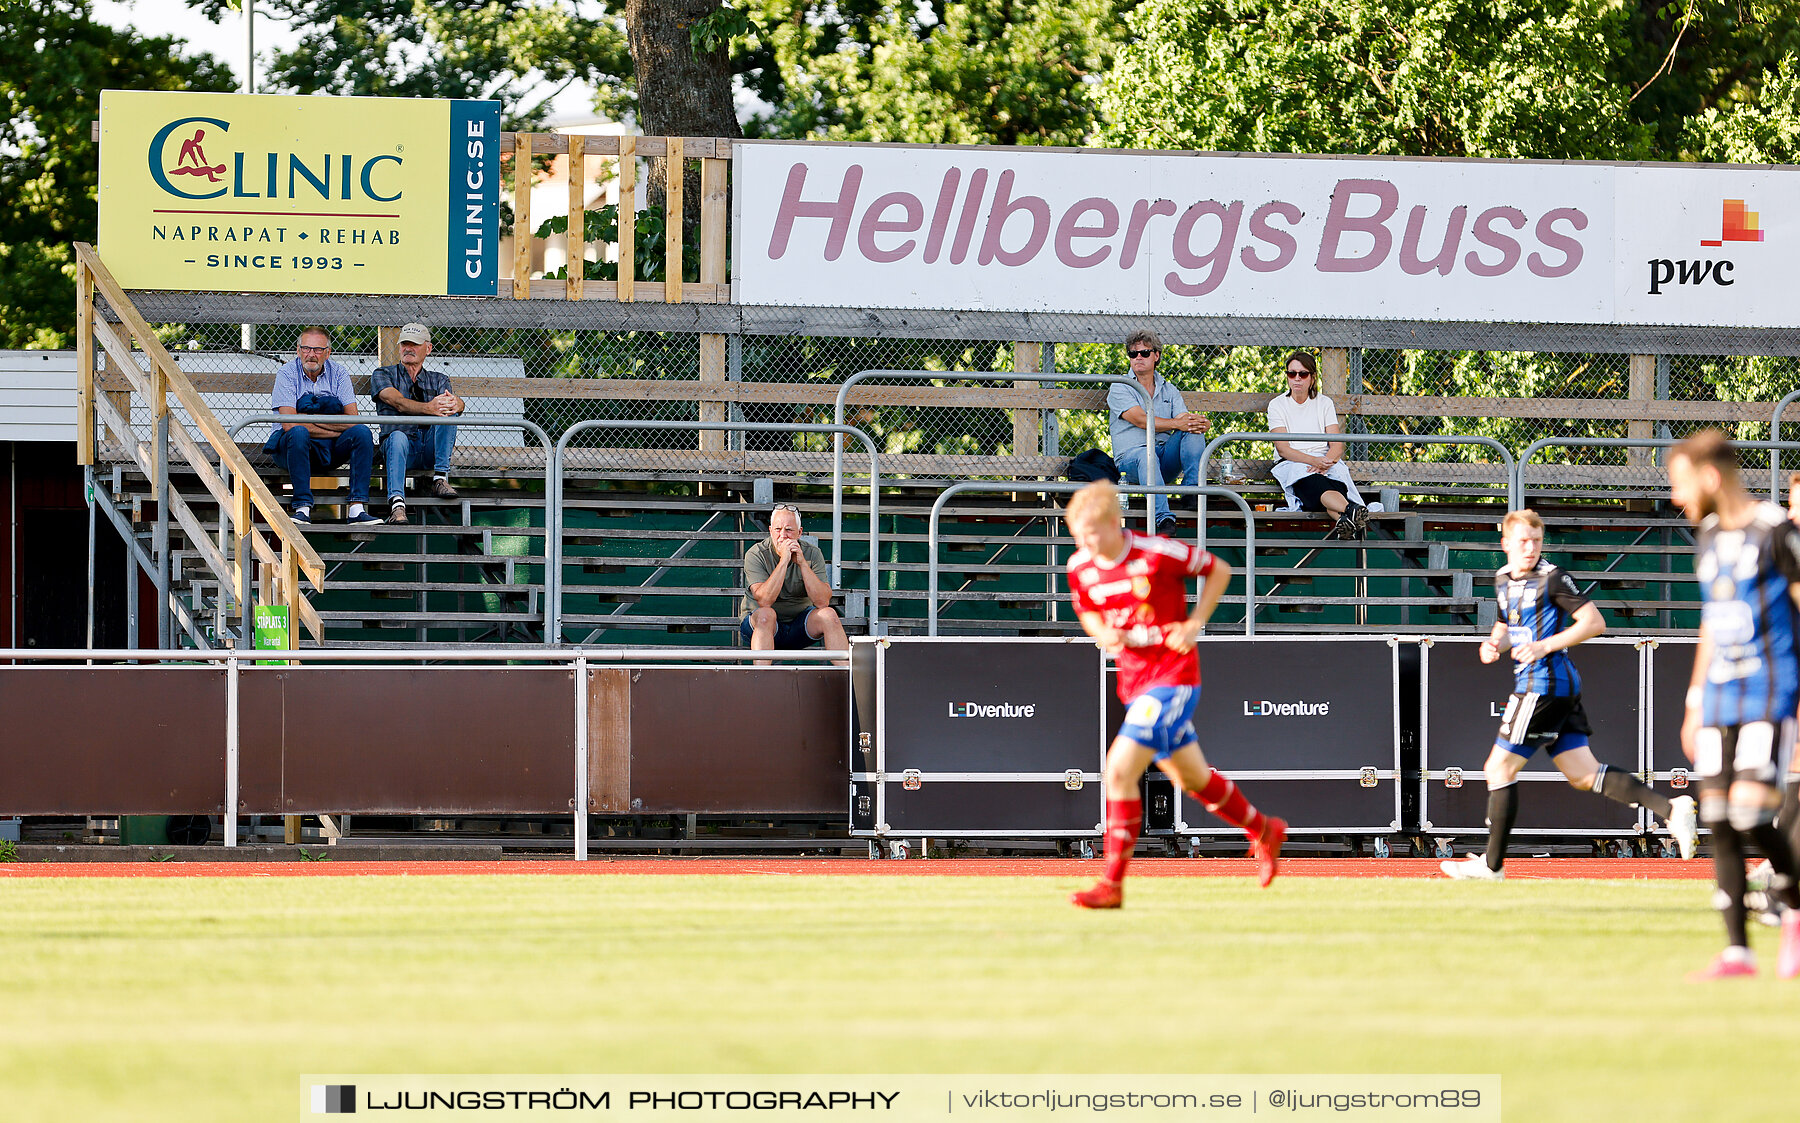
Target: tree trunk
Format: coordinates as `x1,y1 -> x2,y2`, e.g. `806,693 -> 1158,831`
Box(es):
625,0 -> 743,221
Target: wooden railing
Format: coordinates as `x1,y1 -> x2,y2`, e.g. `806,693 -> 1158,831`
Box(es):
75,242 -> 327,645
499,133 -> 731,305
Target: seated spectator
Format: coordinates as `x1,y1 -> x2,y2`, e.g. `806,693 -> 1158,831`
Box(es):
1107,329 -> 1208,532
1269,351 -> 1369,539
741,504 -> 848,664
268,327 -> 378,525
372,322 -> 462,525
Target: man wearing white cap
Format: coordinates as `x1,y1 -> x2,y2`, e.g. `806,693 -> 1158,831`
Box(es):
372,322 -> 463,524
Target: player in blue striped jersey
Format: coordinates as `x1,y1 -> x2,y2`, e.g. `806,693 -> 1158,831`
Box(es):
1441,509 -> 1697,881
1671,432 -> 1800,979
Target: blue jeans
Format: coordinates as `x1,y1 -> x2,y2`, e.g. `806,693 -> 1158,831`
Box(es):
276,424 -> 373,508
382,426 -> 457,501
1114,431 -> 1205,523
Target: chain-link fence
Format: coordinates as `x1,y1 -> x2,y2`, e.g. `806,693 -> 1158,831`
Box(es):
119,304 -> 1800,500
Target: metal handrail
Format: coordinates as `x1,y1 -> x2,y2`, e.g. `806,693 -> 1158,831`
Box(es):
1771,389 -> 1800,503
1195,432 -> 1516,551
553,419 -> 882,642
833,370 -> 1156,585
227,414 -> 553,650
926,483 -> 1258,636
1520,436 -> 1800,507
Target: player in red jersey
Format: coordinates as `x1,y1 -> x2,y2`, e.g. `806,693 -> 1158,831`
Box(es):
1064,481 -> 1287,908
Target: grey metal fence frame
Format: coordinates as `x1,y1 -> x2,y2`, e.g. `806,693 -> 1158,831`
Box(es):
926,483 -> 1259,636
227,414 -> 554,649
833,371 -> 1155,585
551,419 -> 882,642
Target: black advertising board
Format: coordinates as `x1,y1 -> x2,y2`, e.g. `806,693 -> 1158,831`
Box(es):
1421,638 -> 1641,835
849,638 -> 1106,836
1645,638 -> 1700,780
1108,638 -> 1401,834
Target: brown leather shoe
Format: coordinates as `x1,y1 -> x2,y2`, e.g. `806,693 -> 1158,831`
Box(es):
387,500 -> 408,525
431,477 -> 459,499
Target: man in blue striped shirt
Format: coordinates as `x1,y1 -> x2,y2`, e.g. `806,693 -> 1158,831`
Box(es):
1671,431 -> 1800,979
1441,508 -> 1696,881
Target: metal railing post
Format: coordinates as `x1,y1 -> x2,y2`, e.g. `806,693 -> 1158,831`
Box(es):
833,371 -> 1154,588
928,483 -> 1258,636
574,651 -> 588,861
1771,389 -> 1800,503
155,412 -> 171,648
225,653 -> 239,847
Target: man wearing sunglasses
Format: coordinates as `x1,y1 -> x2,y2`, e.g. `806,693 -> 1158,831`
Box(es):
1107,329 -> 1209,532
741,503 -> 849,664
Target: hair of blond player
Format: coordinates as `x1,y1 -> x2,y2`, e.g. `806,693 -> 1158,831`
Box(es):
1500,508 -> 1544,536
1066,480 -> 1121,526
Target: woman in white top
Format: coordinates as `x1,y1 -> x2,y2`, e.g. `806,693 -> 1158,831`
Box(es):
1268,351 -> 1369,539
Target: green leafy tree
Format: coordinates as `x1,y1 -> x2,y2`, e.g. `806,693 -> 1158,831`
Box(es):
1685,50 -> 1800,161
1099,0 -> 1654,159
0,0 -> 235,349
188,0 -> 635,128
738,0 -> 1130,145
1619,1 -> 1800,158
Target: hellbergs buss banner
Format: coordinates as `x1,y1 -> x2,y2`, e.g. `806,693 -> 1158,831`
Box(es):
99,90 -> 500,296
732,142 -> 1800,328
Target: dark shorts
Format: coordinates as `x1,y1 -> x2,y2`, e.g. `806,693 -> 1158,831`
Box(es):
740,607 -> 817,650
1291,473 -> 1350,511
1495,692 -> 1591,757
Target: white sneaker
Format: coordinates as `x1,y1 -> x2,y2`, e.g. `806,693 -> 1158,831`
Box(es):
1748,859 -> 1774,893
1668,795 -> 1699,861
1440,853 -> 1504,881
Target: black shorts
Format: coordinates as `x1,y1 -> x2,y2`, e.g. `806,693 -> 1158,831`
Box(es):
1291,473 -> 1350,511
1494,692 -> 1591,757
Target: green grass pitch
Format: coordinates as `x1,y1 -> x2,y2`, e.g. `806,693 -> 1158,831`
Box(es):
3,870 -> 1794,1122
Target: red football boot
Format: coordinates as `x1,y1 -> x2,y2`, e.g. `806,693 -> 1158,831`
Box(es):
1251,817 -> 1287,888
1071,879 -> 1123,909
1686,950 -> 1757,981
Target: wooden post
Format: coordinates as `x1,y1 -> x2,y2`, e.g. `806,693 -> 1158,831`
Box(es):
699,155 -> 729,453
1013,342 -> 1042,458
233,474 -> 253,637
377,326 -> 401,368
1628,354 -> 1656,467
512,133 -> 533,300
665,137 -> 684,303
699,336 -> 727,454
618,136 -> 636,302
1319,348 -> 1350,400
75,258 -> 95,465
567,134 -> 586,301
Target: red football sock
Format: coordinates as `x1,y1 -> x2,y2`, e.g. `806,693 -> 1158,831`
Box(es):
1101,798 -> 1143,885
1190,770 -> 1266,839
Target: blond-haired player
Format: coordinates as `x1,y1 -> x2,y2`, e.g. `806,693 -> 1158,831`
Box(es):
1064,481 -> 1286,908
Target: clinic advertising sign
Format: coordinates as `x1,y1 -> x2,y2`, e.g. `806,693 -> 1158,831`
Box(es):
733,143 -> 1800,328
98,91 -> 500,296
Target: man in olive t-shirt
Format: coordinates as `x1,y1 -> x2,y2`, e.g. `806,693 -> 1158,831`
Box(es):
740,504 -> 849,663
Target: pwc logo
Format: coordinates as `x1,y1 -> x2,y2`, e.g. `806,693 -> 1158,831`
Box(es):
1647,199 -> 1764,295
147,115 -> 404,203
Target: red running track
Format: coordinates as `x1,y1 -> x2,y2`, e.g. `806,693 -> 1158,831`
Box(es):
0,857 -> 1713,879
